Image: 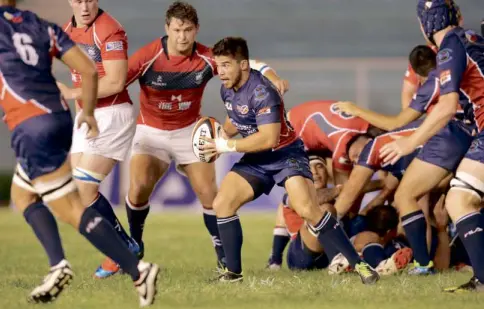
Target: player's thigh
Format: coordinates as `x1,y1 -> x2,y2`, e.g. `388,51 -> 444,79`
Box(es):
128,154 -> 169,201
394,158 -> 449,202
180,161 -> 217,209
352,231 -> 381,252
446,158 -> 484,220
284,176 -> 321,223
213,171 -> 254,216
299,225 -> 323,252
10,182 -> 40,212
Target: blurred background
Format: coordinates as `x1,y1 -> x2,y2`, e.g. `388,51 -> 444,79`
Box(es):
2,0 -> 482,209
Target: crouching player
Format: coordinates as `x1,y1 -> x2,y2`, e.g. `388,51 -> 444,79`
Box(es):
0,2 -> 159,306
200,37 -> 379,284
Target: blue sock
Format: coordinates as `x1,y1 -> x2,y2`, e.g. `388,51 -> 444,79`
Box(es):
91,193 -> 132,245
203,209 -> 225,264
456,212 -> 484,282
309,212 -> 361,267
79,207 -> 139,281
125,198 -> 150,245
270,227 -> 290,265
217,215 -> 243,274
23,202 -> 65,267
401,210 -> 431,266
362,243 -> 386,268
319,237 -> 339,262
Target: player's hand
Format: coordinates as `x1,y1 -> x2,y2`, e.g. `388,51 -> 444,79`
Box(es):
76,112 -> 99,139
272,79 -> 290,95
379,135 -> 415,165
334,101 -> 360,116
57,82 -> 79,100
199,136 -> 236,154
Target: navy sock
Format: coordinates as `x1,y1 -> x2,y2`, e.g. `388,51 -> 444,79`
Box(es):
318,236 -> 339,262
79,207 -> 139,281
401,210 -> 431,266
23,202 -> 65,267
90,193 -> 132,245
217,215 -> 243,274
125,198 -> 150,245
362,243 -> 386,268
203,209 -> 225,263
456,212 -> 484,282
309,212 -> 361,267
270,227 -> 290,265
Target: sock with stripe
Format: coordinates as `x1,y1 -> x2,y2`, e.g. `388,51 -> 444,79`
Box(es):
203,208 -> 225,264
401,210 -> 430,266
217,215 -> 243,274
456,212 -> 484,282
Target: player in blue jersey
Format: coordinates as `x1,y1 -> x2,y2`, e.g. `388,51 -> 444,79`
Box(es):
0,1 -> 159,305
380,0 -> 484,291
199,37 -> 379,284
335,43 -> 474,275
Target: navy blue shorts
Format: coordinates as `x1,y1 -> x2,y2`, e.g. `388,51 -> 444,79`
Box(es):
416,120 -> 472,172
464,131 -> 484,164
232,139 -> 312,198
11,112 -> 73,180
286,232 -> 329,271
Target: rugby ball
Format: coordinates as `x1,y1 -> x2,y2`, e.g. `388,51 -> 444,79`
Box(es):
191,116 -> 222,163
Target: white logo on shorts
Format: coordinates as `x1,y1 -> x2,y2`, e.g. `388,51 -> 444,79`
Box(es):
86,217 -> 103,233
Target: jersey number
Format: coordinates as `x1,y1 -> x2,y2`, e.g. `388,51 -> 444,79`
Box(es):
12,33 -> 39,66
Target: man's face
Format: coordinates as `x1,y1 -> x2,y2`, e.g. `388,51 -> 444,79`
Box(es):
165,18 -> 198,55
69,0 -> 99,27
310,160 -> 328,190
215,55 -> 248,89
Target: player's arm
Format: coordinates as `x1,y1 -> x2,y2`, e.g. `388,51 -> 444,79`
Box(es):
401,65 -> 420,109
333,167 -> 383,194
334,102 -> 422,132
334,165 -> 374,219
315,186 -> 342,205
250,59 -> 289,94
360,173 -> 399,215
232,122 -> 281,153
125,40 -> 160,86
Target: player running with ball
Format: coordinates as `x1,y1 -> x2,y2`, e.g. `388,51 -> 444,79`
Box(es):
199,37 -> 379,284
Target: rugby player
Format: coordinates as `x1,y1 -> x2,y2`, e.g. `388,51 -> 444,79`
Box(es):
121,1 -> 288,276
57,0 -> 140,278
380,0 -> 484,291
200,37 -> 379,284
0,1 -> 159,305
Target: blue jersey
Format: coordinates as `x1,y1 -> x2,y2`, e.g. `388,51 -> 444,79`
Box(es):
0,6 -> 75,129
220,70 -> 297,150
436,27 -> 484,131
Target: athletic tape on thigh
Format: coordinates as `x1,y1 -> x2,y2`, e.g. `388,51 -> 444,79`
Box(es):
33,173 -> 77,202
450,171 -> 484,199
12,164 -> 36,193
72,167 -> 106,184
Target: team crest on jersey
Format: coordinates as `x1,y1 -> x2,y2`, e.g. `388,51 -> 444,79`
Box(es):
106,41 -> 124,51
465,31 -> 478,43
437,48 -> 452,65
440,70 -> 451,85
237,105 -> 249,115
4,12 -> 23,23
253,85 -> 269,101
195,72 -> 203,84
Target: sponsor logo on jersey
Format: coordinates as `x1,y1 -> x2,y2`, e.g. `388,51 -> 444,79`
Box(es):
236,105 -> 249,115
440,69 -> 451,85
437,48 -> 452,65
106,41 -> 124,51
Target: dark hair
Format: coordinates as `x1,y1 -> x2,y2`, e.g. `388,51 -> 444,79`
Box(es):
212,37 -> 249,61
366,205 -> 399,237
165,1 -> 198,26
409,45 -> 437,77
306,149 -> 332,160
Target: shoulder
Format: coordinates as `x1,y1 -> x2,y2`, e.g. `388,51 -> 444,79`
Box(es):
195,42 -> 212,56
94,11 -> 126,39
248,71 -> 279,102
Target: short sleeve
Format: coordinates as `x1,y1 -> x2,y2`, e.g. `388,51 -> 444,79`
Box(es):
100,28 -> 128,61
252,84 -> 281,126
437,34 -> 467,96
47,22 -> 76,59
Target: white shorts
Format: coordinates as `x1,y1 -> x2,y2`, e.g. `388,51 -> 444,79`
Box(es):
131,123 -> 199,166
71,103 -> 135,161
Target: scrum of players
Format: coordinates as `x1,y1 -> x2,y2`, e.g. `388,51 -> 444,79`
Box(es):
0,0 -> 483,306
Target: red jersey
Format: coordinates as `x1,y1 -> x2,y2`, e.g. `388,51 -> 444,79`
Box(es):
126,36 -> 215,130
289,100 -> 370,171
63,9 -> 131,108
281,194 -> 304,239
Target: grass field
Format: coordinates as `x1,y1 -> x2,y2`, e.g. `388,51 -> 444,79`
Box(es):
0,209 -> 483,309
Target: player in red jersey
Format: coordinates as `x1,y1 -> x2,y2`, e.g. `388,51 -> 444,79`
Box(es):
381,0 -> 484,291
57,0 -> 141,278
0,1 -> 159,305
119,1 -> 289,275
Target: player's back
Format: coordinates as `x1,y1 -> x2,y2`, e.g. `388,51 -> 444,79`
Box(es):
0,7 -> 72,130
289,100 -> 369,152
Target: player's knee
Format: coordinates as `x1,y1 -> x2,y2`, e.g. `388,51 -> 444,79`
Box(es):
192,181 -> 217,208
72,167 -> 104,202
292,199 -> 319,222
11,186 -> 39,212
353,231 -> 380,252
448,172 -> 484,208
393,185 -> 416,207
212,192 -> 238,216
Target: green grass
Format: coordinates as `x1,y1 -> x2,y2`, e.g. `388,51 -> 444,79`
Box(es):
0,209 -> 483,309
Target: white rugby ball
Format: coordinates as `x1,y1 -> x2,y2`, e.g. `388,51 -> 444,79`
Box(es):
191,116 -> 222,163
